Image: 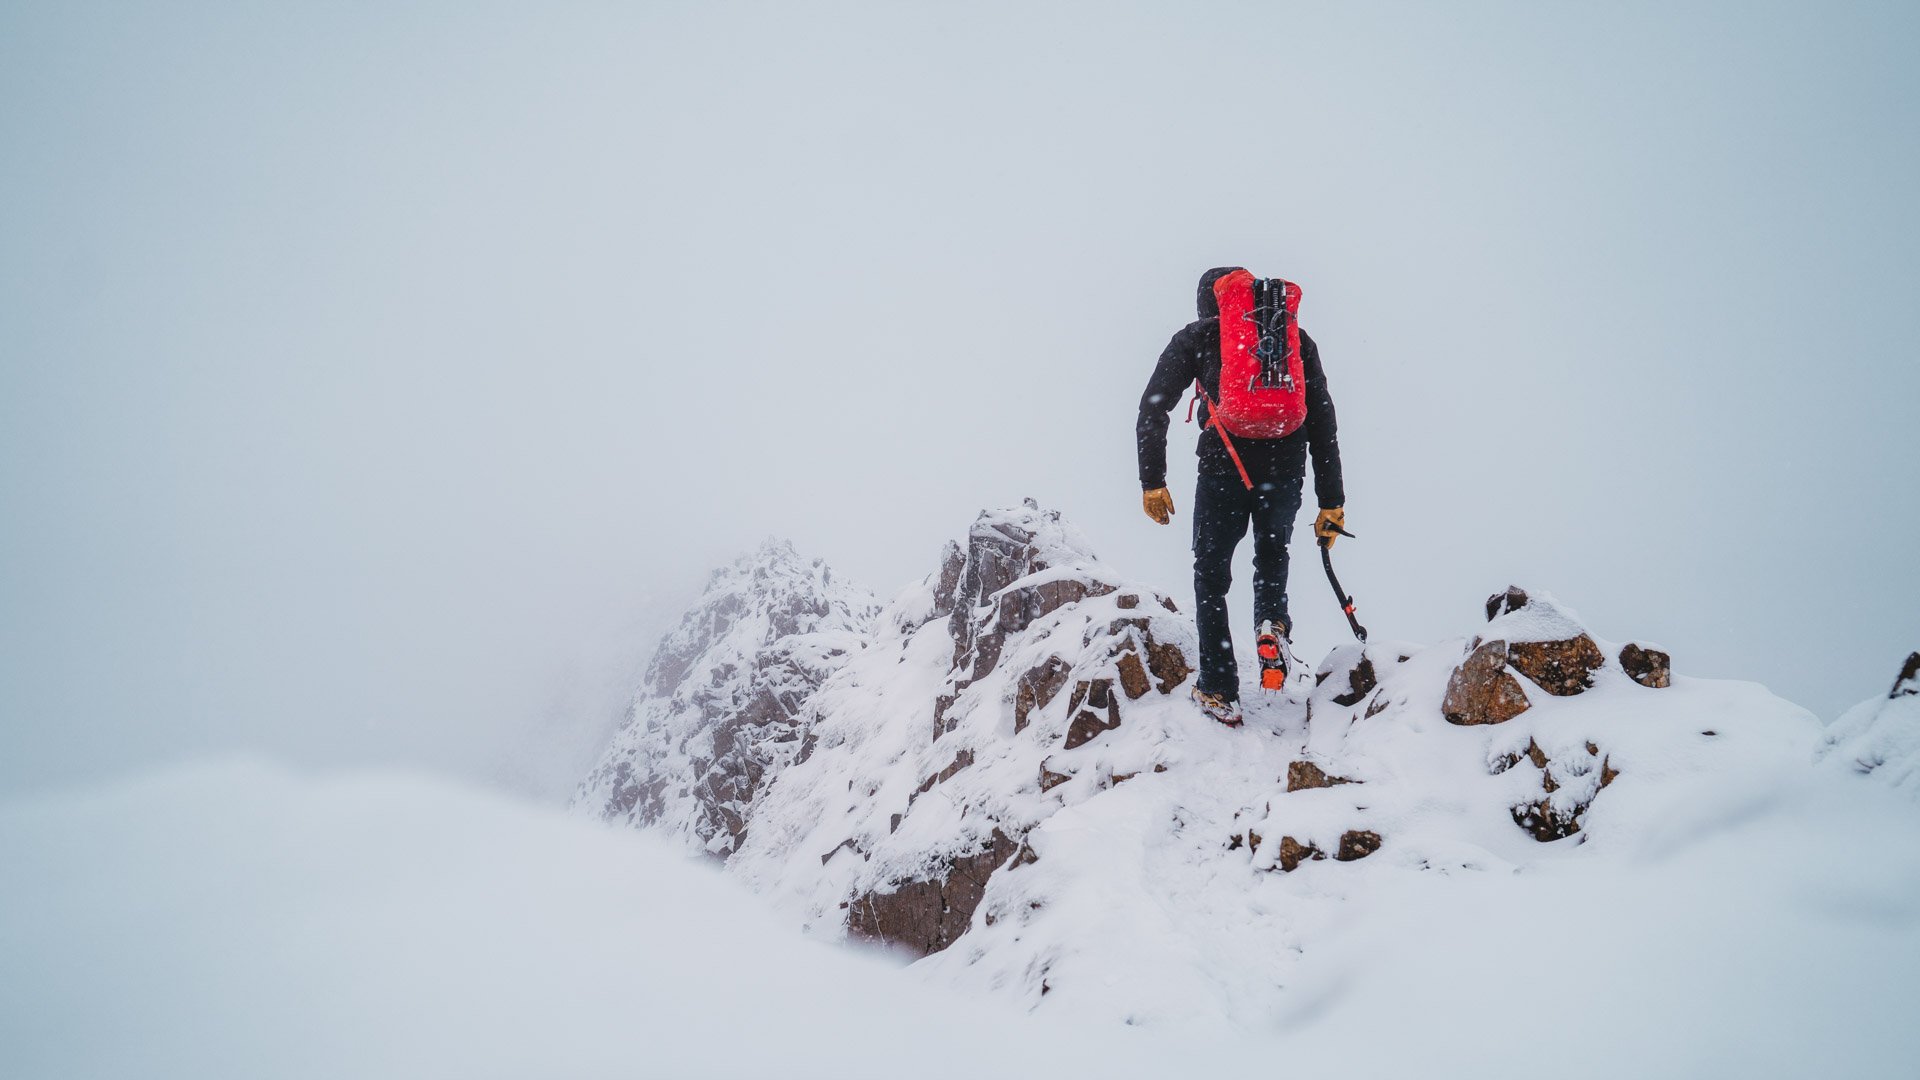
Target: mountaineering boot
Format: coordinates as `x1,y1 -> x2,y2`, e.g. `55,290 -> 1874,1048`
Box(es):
1257,620 -> 1292,691
1191,687 -> 1243,727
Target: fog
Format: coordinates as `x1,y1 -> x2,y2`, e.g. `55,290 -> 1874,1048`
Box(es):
3,1 -> 1915,800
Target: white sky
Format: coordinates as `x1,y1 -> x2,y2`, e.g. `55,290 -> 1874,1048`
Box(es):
3,1 -> 1916,798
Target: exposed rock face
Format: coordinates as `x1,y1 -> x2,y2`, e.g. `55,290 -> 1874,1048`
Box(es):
835,504 -> 1195,956
601,503 -> 1197,962
1443,640 -> 1533,725
1507,635 -> 1605,696
574,540 -> 879,857
941,506 -> 1112,687
1620,643 -> 1673,689
847,830 -> 1018,955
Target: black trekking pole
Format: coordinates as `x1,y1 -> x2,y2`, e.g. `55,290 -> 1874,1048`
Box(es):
1318,524 -> 1368,643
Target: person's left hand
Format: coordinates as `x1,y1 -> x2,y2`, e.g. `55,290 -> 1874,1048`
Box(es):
1314,507 -> 1346,546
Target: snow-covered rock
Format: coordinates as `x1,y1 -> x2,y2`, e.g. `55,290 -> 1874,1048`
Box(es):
1818,651 -> 1920,799
577,506 -> 1913,1032
729,501 -> 1196,957
574,539 -> 878,857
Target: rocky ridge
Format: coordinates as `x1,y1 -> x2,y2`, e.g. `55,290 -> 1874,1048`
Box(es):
577,503 -> 1868,1027
575,539 -> 878,857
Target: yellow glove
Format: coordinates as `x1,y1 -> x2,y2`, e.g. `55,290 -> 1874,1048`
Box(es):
1142,487 -> 1175,525
1314,507 -> 1346,546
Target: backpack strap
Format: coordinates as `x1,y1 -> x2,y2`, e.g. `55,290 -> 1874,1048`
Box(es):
1190,380 -> 1254,491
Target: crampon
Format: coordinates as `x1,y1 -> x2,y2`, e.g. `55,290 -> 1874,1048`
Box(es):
1191,687 -> 1243,727
1256,620 -> 1293,691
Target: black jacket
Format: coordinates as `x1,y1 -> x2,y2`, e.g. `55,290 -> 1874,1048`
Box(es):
1135,267 -> 1345,509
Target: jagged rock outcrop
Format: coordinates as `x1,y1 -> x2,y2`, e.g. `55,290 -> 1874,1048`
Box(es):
823,502 -> 1194,956
574,539 -> 878,857
846,830 -> 1021,955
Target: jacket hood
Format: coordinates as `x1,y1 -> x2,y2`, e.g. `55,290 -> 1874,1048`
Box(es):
1196,266 -> 1244,319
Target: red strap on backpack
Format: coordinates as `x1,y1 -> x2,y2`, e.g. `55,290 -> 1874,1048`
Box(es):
1188,381 -> 1254,491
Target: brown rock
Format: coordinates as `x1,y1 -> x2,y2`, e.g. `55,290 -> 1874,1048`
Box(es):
1286,761 -> 1356,792
1146,640 -> 1192,693
1116,651 -> 1152,700
930,541 -> 965,621
1277,836 -> 1324,872
847,829 -> 1019,957
1336,830 -> 1383,861
1485,585 -> 1531,621
1442,640 -> 1532,725
1013,656 -> 1072,734
1508,741 -> 1619,841
1116,593 -> 1140,610
1891,652 -> 1919,699
932,692 -> 960,742
1063,679 -> 1122,749
1332,655 -> 1378,707
933,748 -> 973,786
1038,763 -> 1071,792
1619,643 -> 1672,689
1507,635 -> 1605,696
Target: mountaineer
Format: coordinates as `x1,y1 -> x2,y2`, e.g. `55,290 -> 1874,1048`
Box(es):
1136,267 -> 1345,727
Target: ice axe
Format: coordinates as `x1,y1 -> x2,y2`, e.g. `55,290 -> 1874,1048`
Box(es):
1317,523 -> 1368,643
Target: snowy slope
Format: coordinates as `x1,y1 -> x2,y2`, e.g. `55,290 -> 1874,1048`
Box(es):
7,754 -> 1919,1077
1818,652 -> 1920,799
580,504 -> 1920,1054
0,759 -> 1263,1080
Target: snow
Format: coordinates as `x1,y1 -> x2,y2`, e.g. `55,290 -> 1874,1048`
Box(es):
16,513 -> 1916,1075
5,755 -> 1920,1077
0,758 -> 1256,1080
1818,675 -> 1920,799
543,506 -> 1920,1074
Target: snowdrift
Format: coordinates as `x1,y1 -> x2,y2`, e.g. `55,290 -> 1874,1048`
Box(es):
0,759 -> 1265,1080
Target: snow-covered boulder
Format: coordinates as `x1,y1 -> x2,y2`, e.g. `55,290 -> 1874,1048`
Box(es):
1817,651 -> 1920,799
573,539 -> 878,857
1442,586 -> 1662,725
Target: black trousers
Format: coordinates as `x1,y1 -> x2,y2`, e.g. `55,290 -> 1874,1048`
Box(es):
1192,470 -> 1304,701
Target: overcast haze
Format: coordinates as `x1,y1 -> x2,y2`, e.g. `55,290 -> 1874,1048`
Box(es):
3,1 -> 1916,800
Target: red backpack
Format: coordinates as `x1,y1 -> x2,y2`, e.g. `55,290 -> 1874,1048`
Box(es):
1189,269 -> 1308,488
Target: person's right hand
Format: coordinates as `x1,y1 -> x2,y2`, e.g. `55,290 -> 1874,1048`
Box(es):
1142,487 -> 1175,525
